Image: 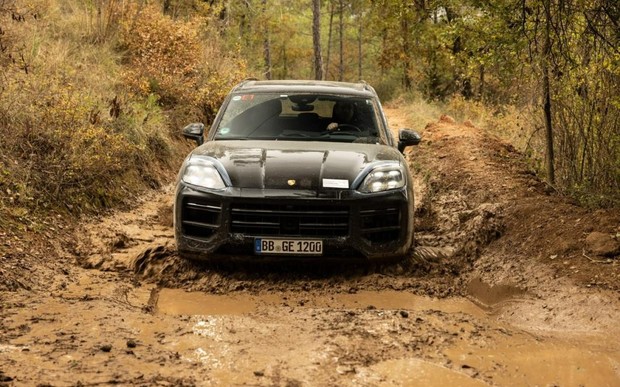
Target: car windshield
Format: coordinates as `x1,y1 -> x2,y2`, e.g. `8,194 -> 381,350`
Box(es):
213,93 -> 385,144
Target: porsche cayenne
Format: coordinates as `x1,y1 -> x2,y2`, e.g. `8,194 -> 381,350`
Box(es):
174,80 -> 421,262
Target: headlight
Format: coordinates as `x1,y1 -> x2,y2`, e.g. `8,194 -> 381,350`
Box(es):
358,163 -> 405,193
182,158 -> 226,190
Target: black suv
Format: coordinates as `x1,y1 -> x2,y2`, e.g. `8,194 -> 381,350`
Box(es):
175,80 -> 421,262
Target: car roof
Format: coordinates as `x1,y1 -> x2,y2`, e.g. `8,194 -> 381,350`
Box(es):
232,79 -> 378,98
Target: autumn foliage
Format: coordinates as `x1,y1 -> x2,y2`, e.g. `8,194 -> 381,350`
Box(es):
119,4 -> 202,106
0,0 -> 617,229
0,0 -> 247,223
119,3 -> 246,123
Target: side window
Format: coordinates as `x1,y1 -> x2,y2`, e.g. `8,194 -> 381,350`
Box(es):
371,99 -> 392,145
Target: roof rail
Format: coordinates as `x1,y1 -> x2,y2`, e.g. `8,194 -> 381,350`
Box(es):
358,79 -> 376,94
234,77 -> 259,91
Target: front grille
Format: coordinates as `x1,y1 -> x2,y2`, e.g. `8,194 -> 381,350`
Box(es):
182,197 -> 221,238
231,203 -> 349,237
361,206 -> 401,243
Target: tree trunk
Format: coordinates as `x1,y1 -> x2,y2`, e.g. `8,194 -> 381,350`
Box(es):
543,0 -> 555,185
326,1 -> 335,79
338,0 -> 344,81
282,45 -> 288,79
263,36 -> 272,80
478,64 -> 485,100
262,0 -> 271,80
401,4 -> 412,89
312,0 -> 323,80
358,4 -> 362,80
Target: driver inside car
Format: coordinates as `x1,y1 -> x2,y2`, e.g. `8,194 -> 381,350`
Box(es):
327,101 -> 355,131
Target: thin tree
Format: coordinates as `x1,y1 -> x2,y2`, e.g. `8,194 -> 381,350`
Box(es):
400,2 -> 412,89
326,0 -> 335,79
262,0 -> 272,80
357,1 -> 362,80
542,0 -> 555,185
338,0 -> 344,81
312,0 -> 323,80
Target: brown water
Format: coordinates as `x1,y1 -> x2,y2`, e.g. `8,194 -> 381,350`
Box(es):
155,287 -> 620,386
156,288 -> 486,317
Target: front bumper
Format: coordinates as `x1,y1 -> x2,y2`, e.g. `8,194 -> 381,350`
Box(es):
174,184 -> 414,262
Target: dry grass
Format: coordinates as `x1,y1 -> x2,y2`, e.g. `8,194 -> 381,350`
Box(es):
396,92 -> 619,207
0,0 -> 246,220
385,94 -> 443,131
443,96 -> 540,155
394,93 -> 545,174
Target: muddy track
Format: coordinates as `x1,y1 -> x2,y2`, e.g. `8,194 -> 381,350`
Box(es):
1,108 -> 619,386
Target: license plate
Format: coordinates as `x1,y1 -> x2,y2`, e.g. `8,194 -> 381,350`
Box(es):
254,238 -> 323,255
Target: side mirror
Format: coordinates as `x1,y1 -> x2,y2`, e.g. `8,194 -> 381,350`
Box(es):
398,129 -> 421,153
182,123 -> 205,146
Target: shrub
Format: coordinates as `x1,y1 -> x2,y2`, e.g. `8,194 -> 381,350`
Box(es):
0,0 -> 249,220
119,3 -> 202,107
2,78 -> 132,209
118,3 -> 247,125
0,1 -> 178,215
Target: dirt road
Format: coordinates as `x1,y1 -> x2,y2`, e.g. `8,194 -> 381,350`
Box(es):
1,107 -> 619,386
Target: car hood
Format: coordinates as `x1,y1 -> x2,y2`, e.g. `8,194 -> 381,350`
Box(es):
189,140 -> 404,193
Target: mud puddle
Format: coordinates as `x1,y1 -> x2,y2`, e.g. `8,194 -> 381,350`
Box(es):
466,277 -> 528,308
154,286 -> 620,386
155,288 -> 486,317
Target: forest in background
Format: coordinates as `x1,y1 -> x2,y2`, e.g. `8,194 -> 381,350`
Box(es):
0,0 -> 618,233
